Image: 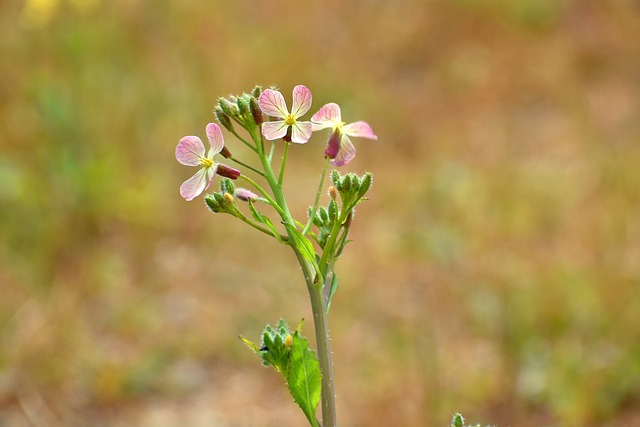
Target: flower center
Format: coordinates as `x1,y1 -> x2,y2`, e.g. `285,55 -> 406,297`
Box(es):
284,114 -> 296,126
200,157 -> 214,168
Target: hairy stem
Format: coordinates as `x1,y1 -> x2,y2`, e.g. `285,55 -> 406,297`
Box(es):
255,134 -> 337,427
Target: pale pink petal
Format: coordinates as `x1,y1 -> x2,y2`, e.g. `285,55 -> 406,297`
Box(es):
290,121 -> 313,144
258,89 -> 289,119
311,102 -> 341,125
331,135 -> 356,167
261,120 -> 289,140
205,123 -> 225,155
342,121 -> 378,140
180,168 -> 208,201
290,85 -> 312,118
176,136 -> 206,166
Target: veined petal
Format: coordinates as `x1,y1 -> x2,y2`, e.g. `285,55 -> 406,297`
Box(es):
331,135 -> 356,167
311,102 -> 341,125
180,167 -> 209,201
290,121 -> 313,144
261,120 -> 289,140
343,121 -> 378,140
206,123 -> 225,155
258,89 -> 289,118
176,136 -> 206,166
205,164 -> 218,191
290,85 -> 312,118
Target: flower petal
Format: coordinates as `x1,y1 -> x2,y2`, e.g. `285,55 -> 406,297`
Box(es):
342,121 -> 378,140
331,135 -> 356,167
290,121 -> 313,144
290,85 -> 312,118
311,102 -> 341,126
176,136 -> 206,166
180,167 -> 208,201
258,89 -> 289,119
261,120 -> 289,140
206,123 -> 225,155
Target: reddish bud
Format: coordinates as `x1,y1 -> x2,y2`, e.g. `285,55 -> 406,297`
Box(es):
217,163 -> 241,180
220,145 -> 232,158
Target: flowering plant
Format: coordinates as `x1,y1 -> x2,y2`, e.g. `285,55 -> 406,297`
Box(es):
176,85 -> 375,426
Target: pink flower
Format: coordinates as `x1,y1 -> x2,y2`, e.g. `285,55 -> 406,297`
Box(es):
258,85 -> 313,144
311,103 -> 377,167
176,123 -> 239,201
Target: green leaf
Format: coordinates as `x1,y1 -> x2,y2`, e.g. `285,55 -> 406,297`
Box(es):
326,272 -> 339,311
249,201 -> 285,243
286,225 -> 319,272
286,332 -> 321,427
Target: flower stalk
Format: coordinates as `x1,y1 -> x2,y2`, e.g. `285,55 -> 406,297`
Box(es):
176,85 -> 376,427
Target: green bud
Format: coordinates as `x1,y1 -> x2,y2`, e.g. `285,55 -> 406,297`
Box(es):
357,172 -> 372,198
220,178 -> 235,195
331,170 -> 341,189
252,85 -> 262,98
319,207 -> 329,224
250,97 -> 263,125
328,199 -> 338,221
451,412 -> 464,427
204,194 -> 222,213
219,98 -> 238,118
237,95 -> 251,118
342,174 -> 352,194
214,106 -> 235,133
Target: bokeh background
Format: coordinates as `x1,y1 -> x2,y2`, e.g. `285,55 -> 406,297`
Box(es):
1,0 -> 640,426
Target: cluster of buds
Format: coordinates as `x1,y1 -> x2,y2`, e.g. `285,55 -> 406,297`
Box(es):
309,171 -> 372,251
214,86 -> 264,137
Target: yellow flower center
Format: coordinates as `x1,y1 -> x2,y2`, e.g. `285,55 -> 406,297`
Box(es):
285,114 -> 296,126
200,157 -> 214,168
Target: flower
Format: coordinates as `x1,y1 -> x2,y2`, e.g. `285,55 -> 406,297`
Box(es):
311,103 -> 377,166
175,123 -> 239,201
258,85 -> 313,144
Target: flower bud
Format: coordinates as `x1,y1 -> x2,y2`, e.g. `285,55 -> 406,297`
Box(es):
250,97 -> 263,125
234,188 -> 260,202
219,98 -> 238,118
331,170 -> 341,189
284,334 -> 293,348
217,163 -> 241,180
237,95 -> 251,118
328,185 -> 337,200
220,178 -> 235,195
224,192 -> 234,204
252,85 -> 262,98
214,107 -> 235,133
204,194 -> 221,213
220,146 -> 232,158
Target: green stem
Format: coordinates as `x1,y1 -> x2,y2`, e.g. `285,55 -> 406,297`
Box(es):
238,174 -> 286,217
303,159 -> 330,236
254,135 -> 337,427
230,129 -> 258,153
318,211 -> 347,276
228,157 -> 265,177
278,141 -> 290,187
235,210 -> 288,242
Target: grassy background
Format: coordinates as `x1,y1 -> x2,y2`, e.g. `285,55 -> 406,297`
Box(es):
1,0 -> 640,426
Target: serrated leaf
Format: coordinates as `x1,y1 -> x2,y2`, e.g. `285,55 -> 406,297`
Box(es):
286,332 -> 321,427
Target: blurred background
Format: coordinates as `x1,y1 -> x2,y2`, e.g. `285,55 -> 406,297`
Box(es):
1,0 -> 639,426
